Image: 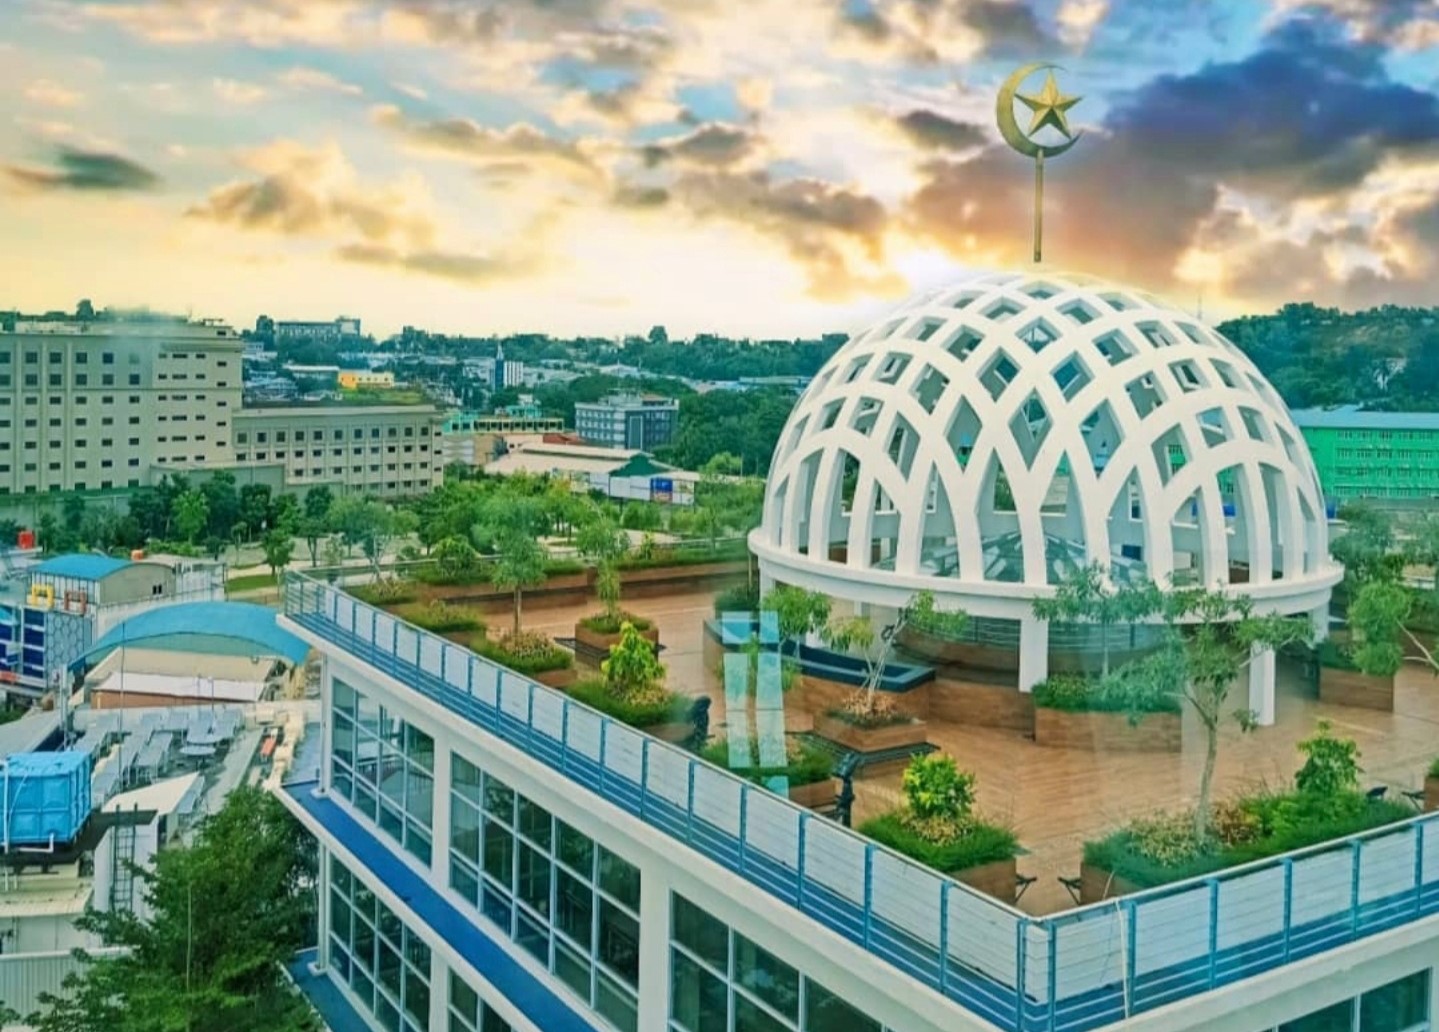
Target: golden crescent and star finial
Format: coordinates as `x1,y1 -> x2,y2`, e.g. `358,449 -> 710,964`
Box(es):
994,63 -> 1083,264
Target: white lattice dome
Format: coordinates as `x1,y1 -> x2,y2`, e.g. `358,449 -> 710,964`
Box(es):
751,269 -> 1341,623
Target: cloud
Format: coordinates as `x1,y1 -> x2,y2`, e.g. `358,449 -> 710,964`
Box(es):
336,242 -> 539,282
640,123 -> 762,169
4,147 -> 161,192
23,79 -> 84,108
836,0 -> 1053,63
1057,0 -> 1110,48
1272,0 -> 1439,50
277,66 -> 363,95
187,138 -> 552,285
393,82 -> 428,100
372,103 -> 603,180
73,0 -> 364,46
186,140 -> 435,247
212,78 -> 269,104
892,109 -> 987,151
905,17 -> 1439,297
668,170 -> 903,300
613,183 -> 670,208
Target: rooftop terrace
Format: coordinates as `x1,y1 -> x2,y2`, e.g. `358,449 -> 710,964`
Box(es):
283,574 -> 1439,1032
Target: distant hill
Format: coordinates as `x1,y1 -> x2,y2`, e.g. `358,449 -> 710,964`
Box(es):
1217,302 -> 1439,411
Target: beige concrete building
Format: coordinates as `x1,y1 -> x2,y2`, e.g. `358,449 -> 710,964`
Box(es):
0,318 -> 440,502
232,405 -> 441,497
0,319 -> 243,495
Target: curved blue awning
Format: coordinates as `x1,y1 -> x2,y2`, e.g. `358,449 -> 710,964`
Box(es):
69,601 -> 310,672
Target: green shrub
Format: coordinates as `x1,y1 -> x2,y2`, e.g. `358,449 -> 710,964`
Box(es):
1295,720 -> 1361,796
902,754 -> 975,821
406,600 -> 485,635
568,677 -> 687,728
1083,792 -> 1413,888
713,583 -> 760,617
580,611 -> 654,634
860,813 -> 1018,874
350,580 -> 417,605
1315,637 -> 1359,670
1429,756 -> 1439,779
1032,672 -> 1181,715
699,736 -> 835,788
477,632 -> 572,676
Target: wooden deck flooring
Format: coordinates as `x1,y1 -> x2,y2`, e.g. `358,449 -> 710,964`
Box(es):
521,589 -> 1439,916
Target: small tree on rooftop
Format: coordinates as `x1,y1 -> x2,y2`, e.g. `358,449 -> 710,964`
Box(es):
576,511 -> 629,624
762,585 -> 831,657
491,531 -> 547,637
1142,586 -> 1312,844
1031,562 -> 1163,676
1347,579 -> 1409,677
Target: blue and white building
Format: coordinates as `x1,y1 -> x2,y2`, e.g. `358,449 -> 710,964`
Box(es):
277,573 -> 1438,1032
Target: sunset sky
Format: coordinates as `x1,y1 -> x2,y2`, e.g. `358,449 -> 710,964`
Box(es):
2,0 -> 1437,338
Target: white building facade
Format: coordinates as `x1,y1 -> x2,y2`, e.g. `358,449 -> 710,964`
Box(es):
277,575 -> 1438,1032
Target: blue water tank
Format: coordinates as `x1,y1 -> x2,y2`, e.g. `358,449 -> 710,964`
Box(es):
2,750 -> 91,847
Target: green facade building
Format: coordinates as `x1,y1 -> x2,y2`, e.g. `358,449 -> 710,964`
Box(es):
1291,406 -> 1439,509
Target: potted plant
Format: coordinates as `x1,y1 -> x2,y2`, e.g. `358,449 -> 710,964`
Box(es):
699,735 -> 836,808
568,622 -> 691,741
575,513 -> 657,654
860,754 -> 1020,901
811,605 -> 928,755
1319,580 -> 1407,711
1426,757 -> 1439,813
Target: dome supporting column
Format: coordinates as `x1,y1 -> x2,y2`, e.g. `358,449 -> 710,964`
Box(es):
1018,615 -> 1049,692
1248,643 -> 1276,727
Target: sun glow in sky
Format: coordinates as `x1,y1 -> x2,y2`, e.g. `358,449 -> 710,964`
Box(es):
2,0 -> 1438,337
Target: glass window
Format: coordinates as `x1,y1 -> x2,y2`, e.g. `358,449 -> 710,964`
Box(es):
518,797 -> 552,850
805,981 -> 880,1032
599,847 -> 640,911
483,821 -> 514,885
673,895 -> 729,971
597,900 -> 640,987
516,843 -> 551,916
484,776 -> 514,820
1280,999 -> 1354,1032
735,994 -> 789,1032
557,821 -> 594,876
1359,970 -> 1430,1032
452,799 -> 480,864
672,950 -> 727,1032
735,933 -> 800,1022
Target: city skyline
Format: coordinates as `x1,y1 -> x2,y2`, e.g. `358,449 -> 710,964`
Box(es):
2,0 -> 1437,338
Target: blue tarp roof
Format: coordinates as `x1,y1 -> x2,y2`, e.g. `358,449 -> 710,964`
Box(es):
70,601 -> 310,671
33,554 -> 132,580
4,750 -> 89,776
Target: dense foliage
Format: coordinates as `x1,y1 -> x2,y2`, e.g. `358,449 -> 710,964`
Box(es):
1031,672 -> 1181,715
567,677 -> 687,728
1085,725 -> 1406,888
477,631 -> 572,676
1217,303 -> 1439,410
860,755 -> 1018,874
699,736 -> 836,788
27,788 -> 318,1032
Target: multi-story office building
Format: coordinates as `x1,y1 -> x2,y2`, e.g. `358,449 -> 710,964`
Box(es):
275,317 -> 362,343
574,394 -> 679,451
277,576 -> 1438,1032
232,406 -> 441,498
1292,406 -> 1439,508
0,319 -> 244,495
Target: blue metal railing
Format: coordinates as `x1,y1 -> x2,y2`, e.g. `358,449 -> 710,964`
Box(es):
282,573 -> 1439,1032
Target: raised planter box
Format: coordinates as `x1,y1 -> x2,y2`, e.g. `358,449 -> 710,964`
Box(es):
619,560 -> 747,586
533,667 -> 577,691
788,778 -> 838,809
1080,861 -> 1142,903
1319,666 -> 1395,712
574,620 -> 660,656
929,677 -> 1032,733
1034,707 -> 1181,753
795,674 -> 930,720
812,713 -> 928,755
1426,776 -> 1439,813
953,856 -> 1018,904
